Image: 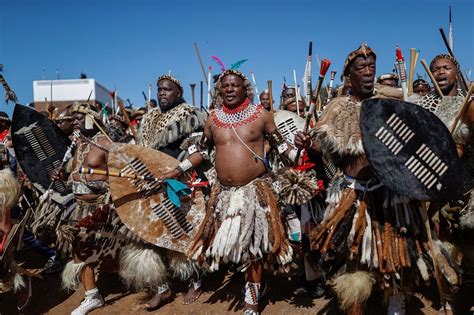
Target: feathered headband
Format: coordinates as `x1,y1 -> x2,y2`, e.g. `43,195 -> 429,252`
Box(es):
157,75 -> 183,93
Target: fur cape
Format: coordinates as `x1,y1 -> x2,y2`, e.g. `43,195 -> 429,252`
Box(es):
316,85 -> 403,165
138,103 -> 206,150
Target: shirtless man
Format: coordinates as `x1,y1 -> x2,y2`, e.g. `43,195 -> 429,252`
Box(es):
163,70 -> 295,314
58,103 -> 111,315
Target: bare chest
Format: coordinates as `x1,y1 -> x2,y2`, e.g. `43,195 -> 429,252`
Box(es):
212,119 -> 265,146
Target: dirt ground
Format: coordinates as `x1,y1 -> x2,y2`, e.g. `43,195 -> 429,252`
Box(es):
10,249 -> 474,315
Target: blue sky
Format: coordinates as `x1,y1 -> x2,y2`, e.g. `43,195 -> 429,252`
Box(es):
1,0 -> 473,117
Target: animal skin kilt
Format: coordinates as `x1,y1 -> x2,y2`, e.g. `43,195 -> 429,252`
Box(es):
60,192 -> 137,291
311,176 -> 461,310
188,174 -> 293,271
312,93 -> 461,310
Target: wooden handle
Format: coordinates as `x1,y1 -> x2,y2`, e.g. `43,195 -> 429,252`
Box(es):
408,48 -> 417,95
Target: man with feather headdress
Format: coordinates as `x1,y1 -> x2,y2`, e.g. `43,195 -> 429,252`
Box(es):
161,69 -> 300,315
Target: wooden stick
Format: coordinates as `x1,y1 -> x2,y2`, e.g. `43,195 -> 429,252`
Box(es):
267,80 -> 274,116
439,28 -> 469,93
79,166 -> 162,182
194,42 -> 208,85
408,48 -> 417,95
449,83 -> 474,134
373,221 -> 384,272
421,202 -> 446,305
91,118 -> 113,143
421,59 -> 443,97
116,99 -> 138,141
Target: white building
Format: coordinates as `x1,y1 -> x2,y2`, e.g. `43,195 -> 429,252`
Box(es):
33,78 -> 123,112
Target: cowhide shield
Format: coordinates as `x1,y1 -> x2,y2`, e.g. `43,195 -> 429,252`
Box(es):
274,110 -> 305,145
360,98 -> 463,201
11,104 -> 70,195
108,143 -> 206,253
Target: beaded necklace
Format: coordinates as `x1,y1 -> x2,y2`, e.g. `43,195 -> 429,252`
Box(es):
211,98 -> 262,129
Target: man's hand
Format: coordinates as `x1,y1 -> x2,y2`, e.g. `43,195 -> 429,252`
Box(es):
51,168 -> 65,181
158,168 -> 181,181
294,131 -> 312,149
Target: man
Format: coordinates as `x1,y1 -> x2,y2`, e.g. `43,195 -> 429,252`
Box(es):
280,86 -> 305,117
297,44 -> 458,315
131,107 -> 147,128
413,78 -> 431,96
53,106 -> 74,137
377,73 -> 399,88
122,75 -> 206,309
149,99 -> 158,108
0,112 -> 13,171
413,54 -> 473,157
259,90 -> 272,111
163,70 -> 295,314
58,103 -> 116,315
413,54 -> 474,315
0,169 -> 22,314
107,114 -> 134,143
138,75 -> 206,158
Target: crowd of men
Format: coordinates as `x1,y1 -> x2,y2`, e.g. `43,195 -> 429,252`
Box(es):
0,43 -> 473,315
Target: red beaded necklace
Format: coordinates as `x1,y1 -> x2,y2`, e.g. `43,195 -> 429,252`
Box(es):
211,98 -> 262,129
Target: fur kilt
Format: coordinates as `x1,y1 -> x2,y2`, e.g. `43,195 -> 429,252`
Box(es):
310,176 -> 462,308
189,175 -> 293,271
61,193 -> 137,291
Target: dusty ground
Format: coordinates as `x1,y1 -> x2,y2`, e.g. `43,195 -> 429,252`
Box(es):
20,271 -> 441,315
11,249 -> 474,314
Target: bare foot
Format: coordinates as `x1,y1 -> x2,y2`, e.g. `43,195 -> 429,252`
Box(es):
144,289 -> 172,310
183,284 -> 202,305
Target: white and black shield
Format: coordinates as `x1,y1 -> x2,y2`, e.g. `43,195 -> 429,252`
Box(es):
360,98 -> 462,201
